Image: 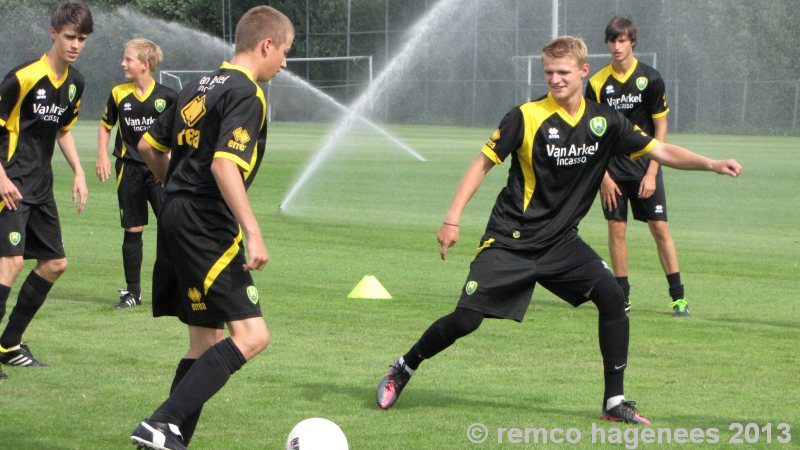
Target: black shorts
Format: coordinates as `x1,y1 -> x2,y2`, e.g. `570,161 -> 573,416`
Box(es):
456,234 -> 615,322
116,159 -> 164,228
603,173 -> 668,222
0,200 -> 65,259
152,195 -> 262,327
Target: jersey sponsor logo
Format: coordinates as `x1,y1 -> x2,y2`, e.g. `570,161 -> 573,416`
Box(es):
465,281 -> 478,295
154,98 -> 166,113
123,116 -> 157,133
547,127 -> 560,139
178,95 -> 207,149
605,93 -> 642,110
605,85 -> 615,95
635,77 -> 648,91
33,102 -> 68,123
68,84 -> 76,102
36,88 -> 47,100
198,74 -> 231,93
247,285 -> 259,304
547,142 -> 599,167
181,95 -> 206,127
228,127 -> 251,151
188,287 -> 207,311
589,116 -> 607,137
8,232 -> 21,246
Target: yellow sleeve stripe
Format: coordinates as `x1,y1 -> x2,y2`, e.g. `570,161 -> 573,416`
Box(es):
630,139 -> 658,161
652,109 -> 670,119
100,120 -> 113,130
143,132 -> 170,153
214,151 -> 251,172
481,146 -> 503,164
61,115 -> 79,131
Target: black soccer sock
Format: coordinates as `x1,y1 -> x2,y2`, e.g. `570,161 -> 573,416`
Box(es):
0,284 -> 11,326
0,271 -> 52,349
615,276 -> 630,301
122,231 -> 143,298
590,277 -> 629,404
149,338 -> 246,427
666,272 -> 684,300
170,358 -> 202,445
403,307 -> 484,370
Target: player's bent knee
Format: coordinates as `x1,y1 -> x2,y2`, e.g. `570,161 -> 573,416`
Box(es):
589,276 -> 626,318
38,258 -> 68,279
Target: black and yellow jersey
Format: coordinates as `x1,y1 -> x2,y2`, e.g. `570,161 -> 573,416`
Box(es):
481,93 -> 656,251
585,59 -> 668,180
0,54 -> 84,203
143,62 -> 267,198
101,81 -> 177,163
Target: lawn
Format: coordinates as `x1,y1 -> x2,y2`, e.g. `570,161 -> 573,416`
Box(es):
0,121 -> 797,449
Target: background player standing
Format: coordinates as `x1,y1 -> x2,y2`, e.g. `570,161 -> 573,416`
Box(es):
585,16 -> 688,316
96,38 -> 177,309
376,36 -> 741,423
129,6 -> 294,449
0,0 -> 92,380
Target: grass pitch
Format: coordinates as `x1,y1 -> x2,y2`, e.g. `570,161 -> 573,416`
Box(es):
0,122 -> 797,449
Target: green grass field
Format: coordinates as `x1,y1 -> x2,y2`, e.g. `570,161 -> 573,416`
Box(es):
1,121 -> 798,449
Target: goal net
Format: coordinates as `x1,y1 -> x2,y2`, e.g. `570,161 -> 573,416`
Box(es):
512,52 -> 657,103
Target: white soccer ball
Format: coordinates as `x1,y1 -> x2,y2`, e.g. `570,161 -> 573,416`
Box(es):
285,418 -> 349,450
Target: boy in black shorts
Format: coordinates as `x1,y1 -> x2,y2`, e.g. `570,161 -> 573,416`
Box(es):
0,0 -> 93,380
586,16 -> 687,316
375,36 -> 742,424
129,6 -> 294,449
97,38 -> 177,309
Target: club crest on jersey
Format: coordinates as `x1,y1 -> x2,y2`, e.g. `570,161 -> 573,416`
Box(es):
635,77 -> 648,91
68,84 -> 76,102
465,281 -> 478,295
247,286 -> 259,304
589,116 -> 607,137
9,232 -> 21,246
154,98 -> 166,113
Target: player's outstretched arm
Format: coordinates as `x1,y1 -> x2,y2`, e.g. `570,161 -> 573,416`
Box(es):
56,129 -> 88,214
96,125 -> 112,182
211,157 -> 268,271
437,153 -> 495,260
648,142 -> 742,177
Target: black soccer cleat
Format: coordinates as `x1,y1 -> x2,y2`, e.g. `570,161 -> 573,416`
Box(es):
602,400 -> 651,425
115,290 -> 142,309
376,357 -> 413,410
131,420 -> 187,450
0,342 -> 47,367
624,299 -> 632,313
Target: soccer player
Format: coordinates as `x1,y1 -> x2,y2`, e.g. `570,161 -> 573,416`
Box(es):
96,38 -> 177,309
375,36 -> 742,424
129,6 -> 294,449
585,16 -> 687,316
0,0 -> 93,380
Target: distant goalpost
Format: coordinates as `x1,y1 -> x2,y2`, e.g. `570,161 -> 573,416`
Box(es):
512,52 -> 658,102
159,55 -> 373,121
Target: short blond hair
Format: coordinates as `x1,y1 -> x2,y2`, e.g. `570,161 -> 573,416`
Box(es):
235,5 -> 294,53
125,38 -> 163,73
541,36 -> 589,68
